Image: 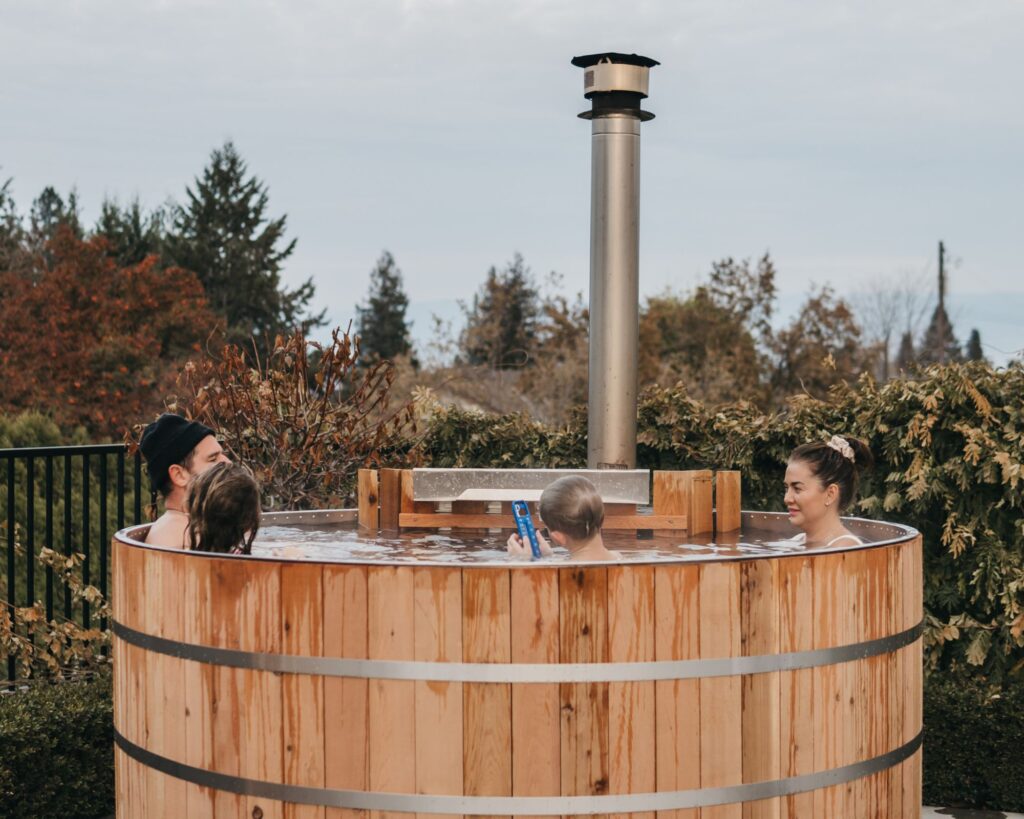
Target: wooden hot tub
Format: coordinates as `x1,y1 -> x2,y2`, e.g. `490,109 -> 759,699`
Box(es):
112,510 -> 922,818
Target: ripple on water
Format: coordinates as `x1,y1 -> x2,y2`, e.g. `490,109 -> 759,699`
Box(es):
251,525 -> 863,564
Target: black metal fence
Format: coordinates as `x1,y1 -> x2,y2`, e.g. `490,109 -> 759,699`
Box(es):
0,444 -> 154,681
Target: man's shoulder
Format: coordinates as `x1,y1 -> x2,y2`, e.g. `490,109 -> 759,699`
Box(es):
145,512 -> 188,550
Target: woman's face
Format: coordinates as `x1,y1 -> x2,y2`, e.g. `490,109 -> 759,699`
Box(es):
783,458 -> 838,530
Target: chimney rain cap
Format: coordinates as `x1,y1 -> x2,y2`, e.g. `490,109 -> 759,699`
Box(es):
571,53 -> 660,68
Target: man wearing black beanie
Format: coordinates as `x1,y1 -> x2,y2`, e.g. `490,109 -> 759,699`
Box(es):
139,413 -> 230,549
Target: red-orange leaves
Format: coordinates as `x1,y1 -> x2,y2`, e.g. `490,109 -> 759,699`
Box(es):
0,226 -> 221,436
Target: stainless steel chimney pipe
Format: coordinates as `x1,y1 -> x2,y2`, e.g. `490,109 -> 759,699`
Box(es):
572,53 -> 658,469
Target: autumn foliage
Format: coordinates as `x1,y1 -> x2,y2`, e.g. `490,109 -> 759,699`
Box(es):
170,327 -> 418,510
0,226 -> 220,436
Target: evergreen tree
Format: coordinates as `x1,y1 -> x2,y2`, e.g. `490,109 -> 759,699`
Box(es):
27,187 -> 81,269
30,186 -> 81,242
356,251 -> 417,367
918,304 -> 961,365
93,197 -> 167,266
896,331 -> 916,372
166,141 -> 324,345
0,176 -> 24,272
459,253 -> 539,369
966,328 -> 985,362
919,241 -> 962,366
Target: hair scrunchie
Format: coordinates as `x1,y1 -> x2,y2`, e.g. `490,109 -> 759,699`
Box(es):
826,435 -> 856,463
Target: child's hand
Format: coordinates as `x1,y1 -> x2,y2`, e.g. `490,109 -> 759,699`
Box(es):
506,531 -> 554,558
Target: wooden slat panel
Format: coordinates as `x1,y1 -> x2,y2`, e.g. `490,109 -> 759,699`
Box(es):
510,570 -> 560,808
811,553 -> 845,818
401,470 -> 434,515
843,550 -> 868,817
182,554 -> 215,819
282,562 -> 326,819
655,564 -> 700,819
115,543 -> 145,816
740,559 -> 780,819
205,557 -> 244,817
159,554 -> 188,814
863,547 -> 889,817
239,561 -> 285,819
112,553 -> 125,816
463,568 -> 513,807
715,471 -> 741,533
902,537 -> 923,817
368,567 -> 416,819
399,513 -> 687,530
604,503 -> 637,534
358,468 -> 379,530
698,561 -> 742,819
608,565 -> 655,819
885,543 -> 903,815
653,472 -> 689,517
324,565 -> 369,819
686,471 -> 714,536
414,567 -> 464,819
142,551 -> 166,812
379,468 -> 404,531
559,566 -> 610,799
113,746 -> 127,819
778,556 -> 813,819
452,500 -> 489,534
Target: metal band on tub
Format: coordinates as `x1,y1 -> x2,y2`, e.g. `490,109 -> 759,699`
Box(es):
112,618 -> 922,682
114,727 -> 922,813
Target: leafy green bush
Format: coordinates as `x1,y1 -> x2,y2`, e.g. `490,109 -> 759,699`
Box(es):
419,362 -> 1024,679
0,674 -> 113,819
923,673 -> 1024,811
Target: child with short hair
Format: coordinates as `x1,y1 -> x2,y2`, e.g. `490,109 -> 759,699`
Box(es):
506,475 -> 621,562
185,462 -> 261,555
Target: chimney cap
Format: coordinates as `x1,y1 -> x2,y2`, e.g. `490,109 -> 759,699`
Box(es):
571,52 -> 660,69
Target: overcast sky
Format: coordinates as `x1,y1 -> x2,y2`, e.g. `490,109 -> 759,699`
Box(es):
2,0 -> 1022,360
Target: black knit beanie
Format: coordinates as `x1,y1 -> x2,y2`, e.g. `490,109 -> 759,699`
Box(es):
139,414 -> 216,490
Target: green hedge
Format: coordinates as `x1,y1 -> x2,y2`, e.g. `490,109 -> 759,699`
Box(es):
0,674 -> 113,819
419,362 -> 1024,680
923,674 -> 1024,811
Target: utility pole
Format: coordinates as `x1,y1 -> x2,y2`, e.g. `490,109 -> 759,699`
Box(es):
938,241 -> 945,312
938,240 -> 947,363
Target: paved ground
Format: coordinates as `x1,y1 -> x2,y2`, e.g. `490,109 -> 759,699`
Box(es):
925,808 -> 1024,818
99,810 -> 1018,817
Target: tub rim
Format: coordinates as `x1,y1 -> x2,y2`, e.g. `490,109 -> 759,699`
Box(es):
113,509 -> 920,567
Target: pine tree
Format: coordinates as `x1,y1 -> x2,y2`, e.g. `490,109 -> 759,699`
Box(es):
94,197 -> 167,267
30,186 -> 81,242
459,254 -> 539,369
356,251 -> 416,367
918,241 -> 962,366
896,331 -> 916,372
0,176 -> 24,272
966,328 -> 985,362
918,304 -> 961,365
166,141 -> 324,345
27,187 -> 82,270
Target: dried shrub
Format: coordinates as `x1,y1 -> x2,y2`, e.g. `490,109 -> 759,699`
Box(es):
171,327 -> 418,510
0,530 -> 109,680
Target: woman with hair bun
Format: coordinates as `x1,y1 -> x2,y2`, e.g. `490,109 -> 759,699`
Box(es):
783,435 -> 874,547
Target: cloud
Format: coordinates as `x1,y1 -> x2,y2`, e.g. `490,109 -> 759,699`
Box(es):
1,0 -> 1021,360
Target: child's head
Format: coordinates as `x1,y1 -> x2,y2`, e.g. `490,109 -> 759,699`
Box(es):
186,462 -> 261,554
539,475 -> 605,544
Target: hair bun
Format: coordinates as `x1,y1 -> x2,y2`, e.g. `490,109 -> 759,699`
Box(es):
845,437 -> 874,473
